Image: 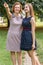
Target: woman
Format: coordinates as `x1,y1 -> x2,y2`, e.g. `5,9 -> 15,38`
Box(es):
4,2 -> 22,65
20,3 -> 41,65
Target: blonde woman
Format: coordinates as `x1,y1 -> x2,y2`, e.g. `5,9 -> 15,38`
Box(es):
4,2 -> 22,65
20,3 -> 41,65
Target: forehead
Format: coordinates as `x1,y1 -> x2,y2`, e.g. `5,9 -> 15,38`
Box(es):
25,4 -> 29,7
15,5 -> 20,7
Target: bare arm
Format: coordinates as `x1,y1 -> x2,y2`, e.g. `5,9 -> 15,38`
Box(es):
4,2 -> 12,19
30,17 -> 36,49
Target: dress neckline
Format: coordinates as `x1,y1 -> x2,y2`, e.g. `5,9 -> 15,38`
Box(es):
25,16 -> 32,19
13,13 -> 21,18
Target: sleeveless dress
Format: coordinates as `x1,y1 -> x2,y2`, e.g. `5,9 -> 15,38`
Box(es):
6,14 -> 22,52
20,17 -> 37,51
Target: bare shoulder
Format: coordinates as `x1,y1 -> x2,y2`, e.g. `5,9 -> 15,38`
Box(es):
30,17 -> 35,24
8,12 -> 12,20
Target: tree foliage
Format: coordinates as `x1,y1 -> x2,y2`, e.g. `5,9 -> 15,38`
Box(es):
0,0 -> 43,20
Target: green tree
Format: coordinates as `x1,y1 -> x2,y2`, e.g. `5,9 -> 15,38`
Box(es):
20,0 -> 43,20
0,0 -> 43,20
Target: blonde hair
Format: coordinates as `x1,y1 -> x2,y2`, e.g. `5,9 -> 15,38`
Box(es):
25,3 -> 35,17
12,2 -> 22,13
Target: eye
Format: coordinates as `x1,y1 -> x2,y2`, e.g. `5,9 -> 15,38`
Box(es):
25,6 -> 27,8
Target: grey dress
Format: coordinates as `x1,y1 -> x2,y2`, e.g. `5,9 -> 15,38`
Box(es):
6,14 -> 22,52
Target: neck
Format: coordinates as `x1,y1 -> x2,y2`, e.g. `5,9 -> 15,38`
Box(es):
26,12 -> 30,18
14,13 -> 19,17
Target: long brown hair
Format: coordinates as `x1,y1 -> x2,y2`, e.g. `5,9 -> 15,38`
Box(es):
12,2 -> 22,13
25,3 -> 35,17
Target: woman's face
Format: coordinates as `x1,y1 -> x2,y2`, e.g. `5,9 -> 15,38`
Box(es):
14,5 -> 20,14
24,4 -> 30,13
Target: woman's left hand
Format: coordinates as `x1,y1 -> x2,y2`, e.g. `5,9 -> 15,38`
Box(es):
32,44 -> 35,50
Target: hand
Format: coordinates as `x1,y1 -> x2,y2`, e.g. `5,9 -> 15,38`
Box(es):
32,44 -> 35,50
4,2 -> 9,8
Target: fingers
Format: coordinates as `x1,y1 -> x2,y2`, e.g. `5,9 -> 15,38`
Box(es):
4,2 -> 8,8
4,2 -> 7,6
32,45 -> 35,50
32,47 -> 34,50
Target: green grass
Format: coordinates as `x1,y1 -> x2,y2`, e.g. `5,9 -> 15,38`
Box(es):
0,30 -> 12,65
0,30 -> 43,65
36,31 -> 43,63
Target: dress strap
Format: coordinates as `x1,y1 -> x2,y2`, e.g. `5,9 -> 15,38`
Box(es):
12,13 -> 15,18
29,16 -> 32,22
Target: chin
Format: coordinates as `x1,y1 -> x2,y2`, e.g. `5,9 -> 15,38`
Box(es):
25,11 -> 28,13
16,12 -> 19,14
25,11 -> 29,13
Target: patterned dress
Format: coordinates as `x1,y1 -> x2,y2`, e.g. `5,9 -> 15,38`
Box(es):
6,14 -> 22,52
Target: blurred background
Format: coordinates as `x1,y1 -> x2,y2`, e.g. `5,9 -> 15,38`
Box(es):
0,0 -> 43,65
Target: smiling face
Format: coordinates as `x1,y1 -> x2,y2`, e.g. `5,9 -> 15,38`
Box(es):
24,3 -> 35,17
24,4 -> 30,13
14,4 -> 20,14
12,2 -> 22,14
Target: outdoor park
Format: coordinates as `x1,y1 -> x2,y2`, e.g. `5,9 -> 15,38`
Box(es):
0,0 -> 43,65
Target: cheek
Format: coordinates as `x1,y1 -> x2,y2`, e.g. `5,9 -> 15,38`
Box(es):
15,8 -> 20,11
18,8 -> 20,11
28,8 -> 30,12
14,8 -> 17,11
24,6 -> 30,12
24,8 -> 29,12
18,7 -> 21,11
